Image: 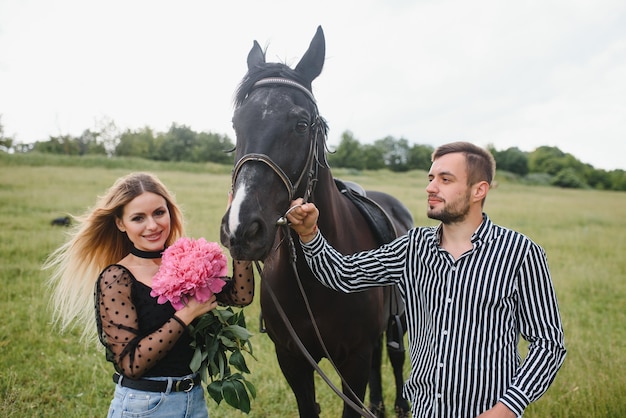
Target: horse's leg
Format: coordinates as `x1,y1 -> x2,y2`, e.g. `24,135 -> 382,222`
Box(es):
368,335 -> 385,417
275,348 -> 320,418
387,314 -> 410,418
337,344 -> 375,418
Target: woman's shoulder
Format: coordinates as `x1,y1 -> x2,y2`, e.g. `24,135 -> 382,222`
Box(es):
97,264 -> 136,287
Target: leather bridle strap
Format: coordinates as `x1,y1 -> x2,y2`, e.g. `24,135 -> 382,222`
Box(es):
232,153 -> 296,201
252,77 -> 317,104
232,77 -> 321,224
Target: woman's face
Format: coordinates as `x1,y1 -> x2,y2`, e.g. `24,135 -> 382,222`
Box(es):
116,192 -> 171,252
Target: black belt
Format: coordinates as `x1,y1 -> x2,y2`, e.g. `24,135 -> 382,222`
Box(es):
113,373 -> 201,393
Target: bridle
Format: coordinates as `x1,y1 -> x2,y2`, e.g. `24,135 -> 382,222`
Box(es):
230,77 -> 378,417
230,77 -> 324,225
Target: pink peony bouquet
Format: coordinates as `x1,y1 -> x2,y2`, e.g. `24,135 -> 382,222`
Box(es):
150,237 -> 256,413
151,237 -> 228,310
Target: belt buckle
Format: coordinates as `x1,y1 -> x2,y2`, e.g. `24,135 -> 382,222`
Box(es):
177,377 -> 195,392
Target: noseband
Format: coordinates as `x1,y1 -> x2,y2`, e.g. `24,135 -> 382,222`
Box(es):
230,77 -> 324,224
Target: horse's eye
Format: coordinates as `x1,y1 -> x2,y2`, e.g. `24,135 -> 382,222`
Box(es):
295,120 -> 309,133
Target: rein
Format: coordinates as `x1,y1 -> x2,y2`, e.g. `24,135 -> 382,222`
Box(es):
234,77 -> 377,417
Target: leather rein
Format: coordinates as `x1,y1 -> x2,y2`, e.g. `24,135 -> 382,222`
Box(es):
232,77 -> 377,417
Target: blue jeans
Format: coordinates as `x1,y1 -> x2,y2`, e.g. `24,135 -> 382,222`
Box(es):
107,374 -> 209,418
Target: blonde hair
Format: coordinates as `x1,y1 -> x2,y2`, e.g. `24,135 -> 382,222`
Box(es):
43,172 -> 185,342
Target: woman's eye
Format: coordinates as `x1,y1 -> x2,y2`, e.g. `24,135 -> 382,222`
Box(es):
295,121 -> 308,133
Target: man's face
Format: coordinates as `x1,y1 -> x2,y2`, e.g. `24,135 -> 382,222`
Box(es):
426,153 -> 472,224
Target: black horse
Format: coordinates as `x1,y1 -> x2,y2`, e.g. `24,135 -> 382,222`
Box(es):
220,26 -> 413,417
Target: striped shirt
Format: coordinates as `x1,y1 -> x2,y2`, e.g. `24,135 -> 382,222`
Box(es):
301,214 -> 566,417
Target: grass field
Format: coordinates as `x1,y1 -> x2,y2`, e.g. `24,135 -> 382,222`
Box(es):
0,154 -> 625,417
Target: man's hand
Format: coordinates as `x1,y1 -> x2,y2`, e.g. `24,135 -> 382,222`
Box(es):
477,402 -> 516,418
286,198 -> 320,243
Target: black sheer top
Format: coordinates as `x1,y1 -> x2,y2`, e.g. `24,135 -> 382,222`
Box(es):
95,261 -> 254,380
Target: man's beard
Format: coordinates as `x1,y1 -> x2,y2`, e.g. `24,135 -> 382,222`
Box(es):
427,190 -> 471,224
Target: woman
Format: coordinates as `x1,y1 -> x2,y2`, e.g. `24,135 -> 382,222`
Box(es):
44,172 -> 254,417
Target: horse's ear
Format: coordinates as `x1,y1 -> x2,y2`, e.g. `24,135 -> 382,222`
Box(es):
247,40 -> 265,70
295,26 -> 325,84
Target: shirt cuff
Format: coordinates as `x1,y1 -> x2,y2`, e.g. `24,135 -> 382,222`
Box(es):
300,229 -> 324,253
499,386 -> 530,417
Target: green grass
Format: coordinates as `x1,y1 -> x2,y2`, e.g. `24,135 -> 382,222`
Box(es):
1,155 -> 625,417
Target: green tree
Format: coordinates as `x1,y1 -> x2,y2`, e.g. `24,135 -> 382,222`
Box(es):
192,132 -> 235,164
361,143 -> 385,170
77,129 -> 106,155
489,146 -> 529,176
0,116 -> 13,153
115,127 -> 157,158
551,168 -> 587,189
328,131 -> 366,170
407,144 -> 434,171
608,170 -> 626,191
154,123 -> 197,161
32,135 -> 79,155
374,136 -> 410,172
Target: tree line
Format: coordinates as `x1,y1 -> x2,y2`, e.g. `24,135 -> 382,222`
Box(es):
1,117 -> 624,191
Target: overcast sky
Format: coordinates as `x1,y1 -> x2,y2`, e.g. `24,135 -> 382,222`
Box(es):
1,0 -> 625,170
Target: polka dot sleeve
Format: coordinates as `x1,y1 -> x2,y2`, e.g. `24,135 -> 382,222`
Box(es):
216,260 -> 255,307
95,265 -> 186,379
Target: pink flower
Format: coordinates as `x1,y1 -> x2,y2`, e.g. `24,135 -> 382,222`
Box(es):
151,237 -> 228,310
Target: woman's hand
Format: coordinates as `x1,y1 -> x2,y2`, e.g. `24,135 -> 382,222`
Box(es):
174,294 -> 218,325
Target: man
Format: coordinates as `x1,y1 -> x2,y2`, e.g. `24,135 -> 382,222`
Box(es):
287,141 -> 566,417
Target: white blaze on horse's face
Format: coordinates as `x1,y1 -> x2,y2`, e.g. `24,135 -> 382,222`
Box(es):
228,182 -> 247,236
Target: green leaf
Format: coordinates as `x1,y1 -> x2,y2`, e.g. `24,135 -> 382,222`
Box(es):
243,380 -> 257,399
229,350 -> 250,373
214,308 -> 235,322
221,380 -> 238,407
222,379 -> 251,413
232,379 -> 251,413
186,307 -> 255,411
189,346 -> 204,373
223,324 -> 253,340
218,334 -> 238,349
204,338 -> 220,362
207,381 -> 223,404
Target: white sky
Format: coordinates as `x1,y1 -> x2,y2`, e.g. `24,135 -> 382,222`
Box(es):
1,0 -> 625,170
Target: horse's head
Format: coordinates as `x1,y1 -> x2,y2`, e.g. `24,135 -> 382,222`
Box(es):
221,26 -> 328,261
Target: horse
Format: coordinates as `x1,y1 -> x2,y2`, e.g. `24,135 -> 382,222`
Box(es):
220,26 -> 413,418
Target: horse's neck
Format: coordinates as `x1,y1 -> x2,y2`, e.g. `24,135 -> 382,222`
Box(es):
311,169 -> 346,223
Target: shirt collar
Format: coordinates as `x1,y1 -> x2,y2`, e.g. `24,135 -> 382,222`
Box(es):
430,213 -> 494,248
471,213 -> 494,245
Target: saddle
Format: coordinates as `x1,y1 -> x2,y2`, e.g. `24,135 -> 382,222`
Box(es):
334,179 -> 406,353
334,179 -> 397,245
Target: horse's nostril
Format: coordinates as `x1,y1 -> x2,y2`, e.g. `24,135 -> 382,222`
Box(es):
245,220 -> 262,240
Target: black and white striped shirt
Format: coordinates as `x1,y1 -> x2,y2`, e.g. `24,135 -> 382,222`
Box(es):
301,214 -> 566,417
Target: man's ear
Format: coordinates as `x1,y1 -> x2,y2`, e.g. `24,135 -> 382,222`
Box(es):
473,181 -> 490,203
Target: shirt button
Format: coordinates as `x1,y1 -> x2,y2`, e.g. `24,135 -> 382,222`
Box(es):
436,393 -> 442,399
443,330 -> 448,336
438,363 -> 444,368
446,298 -> 452,303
